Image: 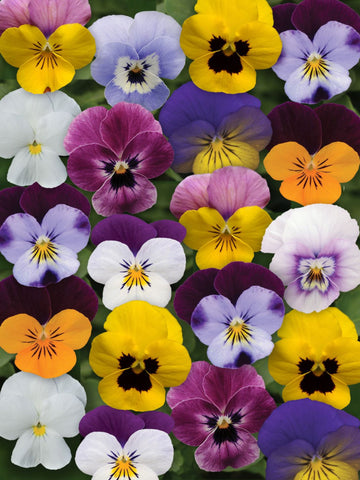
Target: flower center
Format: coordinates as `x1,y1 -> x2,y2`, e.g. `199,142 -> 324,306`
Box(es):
30,235 -> 58,264
298,257 -> 335,292
120,261 -> 152,292
117,353 -> 159,392
32,422 -> 46,436
204,410 -> 242,445
217,415 -> 232,429
297,357 -> 339,395
113,160 -> 128,175
208,35 -> 250,74
208,222 -> 242,253
28,140 -> 42,155
225,316 -> 252,345
114,53 -> 161,94
302,52 -> 329,80
108,453 -> 138,480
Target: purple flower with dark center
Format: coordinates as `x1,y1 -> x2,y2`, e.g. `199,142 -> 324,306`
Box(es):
272,0 -> 360,103
258,399 -> 360,480
65,103 -> 174,216
167,361 -> 276,472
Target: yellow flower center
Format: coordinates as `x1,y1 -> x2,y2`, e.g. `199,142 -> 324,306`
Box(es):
222,43 -> 236,56
303,53 -> 329,80
114,161 -> 128,175
32,422 -> 46,436
111,455 -> 137,479
131,359 -> 145,374
225,316 -> 252,345
122,264 -> 151,291
28,141 -> 42,155
217,415 -> 232,429
208,223 -> 241,253
30,235 -> 58,264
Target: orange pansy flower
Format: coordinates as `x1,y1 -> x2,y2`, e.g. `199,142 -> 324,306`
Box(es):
264,141 -> 360,206
0,309 -> 91,378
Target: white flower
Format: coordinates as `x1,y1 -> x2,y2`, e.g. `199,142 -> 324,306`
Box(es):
75,429 -> 173,480
0,372 -> 86,469
0,88 -> 80,187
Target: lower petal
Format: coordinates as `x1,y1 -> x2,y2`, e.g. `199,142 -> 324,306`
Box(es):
196,236 -> 254,269
280,173 -> 342,206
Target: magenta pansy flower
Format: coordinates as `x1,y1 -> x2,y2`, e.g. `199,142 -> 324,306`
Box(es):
65,103 -> 173,216
167,361 -> 276,472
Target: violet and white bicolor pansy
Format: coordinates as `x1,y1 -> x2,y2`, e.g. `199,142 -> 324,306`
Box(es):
261,204 -> 360,313
88,214 -> 186,310
0,204 -> 90,287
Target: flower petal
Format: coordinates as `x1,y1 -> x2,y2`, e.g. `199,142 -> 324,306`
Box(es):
0,395 -> 37,440
170,174 -> 211,219
41,393 -> 85,437
64,106 -> 108,153
88,240 -> 134,284
75,432 -> 123,475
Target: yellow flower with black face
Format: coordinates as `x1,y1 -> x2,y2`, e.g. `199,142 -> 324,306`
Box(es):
89,301 -> 191,411
268,308 -> 360,409
180,0 -> 282,93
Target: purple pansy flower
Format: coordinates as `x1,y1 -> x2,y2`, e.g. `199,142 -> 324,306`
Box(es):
88,215 -> 186,309
258,399 -> 360,480
158,81 -> 272,173
65,103 -> 173,216
272,0 -> 360,103
167,361 -> 276,472
0,0 -> 91,37
89,12 -> 185,110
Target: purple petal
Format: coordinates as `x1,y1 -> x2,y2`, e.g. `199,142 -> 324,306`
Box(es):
121,132 -> 173,179
169,174 -> 211,219
46,276 -> 98,321
100,103 -> 162,156
215,262 -> 285,305
67,144 -> 117,191
292,0 -> 360,39
91,215 -> 156,253
79,407 -> 144,446
89,15 -> 132,51
272,4 -> 297,34
0,213 -> 42,263
258,399 -> 360,457
151,220 -> 186,243
202,364 -> 265,411
207,166 -> 270,219
166,361 -> 211,408
0,275 -> 50,325
265,439 -> 315,480
92,175 -> 157,216
29,0 -> 91,37
0,0 -> 30,35
267,102 -> 322,153
0,186 -> 25,226
139,36 -> 185,79
64,106 -> 108,153
195,429 -> 259,472
316,104 -> 360,156
91,42 -> 138,87
41,205 -> 90,252
159,81 -> 260,138
173,269 -> 219,323
138,412 -> 174,434
20,183 -> 90,222
318,425 -> 360,465
129,11 -> 182,50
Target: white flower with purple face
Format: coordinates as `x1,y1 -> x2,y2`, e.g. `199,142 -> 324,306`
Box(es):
89,11 -> 185,110
261,204 -> 360,313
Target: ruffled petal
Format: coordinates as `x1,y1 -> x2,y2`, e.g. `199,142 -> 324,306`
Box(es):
64,106 -> 108,153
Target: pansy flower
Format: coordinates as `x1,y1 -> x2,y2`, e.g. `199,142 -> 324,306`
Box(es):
268,308 -> 360,409
170,167 -> 272,269
88,215 -> 186,310
261,204 -> 360,312
167,361 -> 276,472
0,0 -> 96,94
258,399 -> 360,480
0,371 -> 86,469
159,82 -> 272,173
0,275 -> 97,377
180,0 -> 282,93
89,301 -> 191,411
65,103 -> 173,216
264,102 -> 360,205
0,89 -> 80,187
272,0 -> 360,103
89,12 -> 185,110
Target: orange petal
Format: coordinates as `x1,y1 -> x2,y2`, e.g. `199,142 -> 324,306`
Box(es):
280,173 -> 341,206
0,314 -> 41,353
313,142 -> 360,182
44,309 -> 92,350
263,142 -> 312,180
15,341 -> 76,378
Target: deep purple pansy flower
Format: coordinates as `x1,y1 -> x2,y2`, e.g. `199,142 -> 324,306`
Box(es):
167,361 -> 276,472
159,81 -> 272,173
0,275 -> 98,326
272,0 -> 360,103
0,0 -> 91,37
258,399 -> 360,480
65,103 -> 174,216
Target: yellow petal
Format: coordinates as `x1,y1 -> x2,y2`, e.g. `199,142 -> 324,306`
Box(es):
49,24 -> 96,69
180,15 -> 227,60
150,305 -> 183,343
180,207 -> 226,250
146,340 -> 191,387
328,338 -> 360,385
228,206 -> 272,251
89,332 -> 135,377
0,24 -> 46,67
238,21 -> 282,69
195,234 -> 254,269
268,338 -> 312,385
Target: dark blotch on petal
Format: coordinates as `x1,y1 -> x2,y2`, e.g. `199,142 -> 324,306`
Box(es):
144,357 -> 159,374
300,371 -> 335,395
208,51 -> 243,74
110,169 -> 136,190
40,270 -> 59,286
235,351 -> 252,367
313,86 -> 330,103
117,369 -> 153,392
119,353 -> 136,369
209,36 -> 226,51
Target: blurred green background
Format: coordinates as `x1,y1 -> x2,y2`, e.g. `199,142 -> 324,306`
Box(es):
1,0 -> 360,478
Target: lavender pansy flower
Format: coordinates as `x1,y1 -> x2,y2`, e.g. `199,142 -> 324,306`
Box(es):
167,361 -> 276,472
159,82 -> 272,173
258,399 -> 360,480
88,215 -> 186,310
65,103 -> 173,216
89,12 -> 185,110
272,0 -> 360,103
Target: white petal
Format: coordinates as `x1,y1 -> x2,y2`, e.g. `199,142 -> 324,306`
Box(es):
40,394 -> 85,437
44,91 -> 81,117
261,209 -> 293,253
102,271 -> 172,309
38,429 -> 72,470
7,148 -> 38,186
88,241 -> 134,284
0,395 -> 37,440
35,112 -> 75,155
0,114 -> 33,158
11,430 -> 41,468
125,429 -> 173,475
53,374 -> 87,406
136,238 -> 186,283
75,432 -> 122,475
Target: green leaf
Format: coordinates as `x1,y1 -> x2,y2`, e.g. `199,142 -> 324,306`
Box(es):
163,0 -> 196,24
